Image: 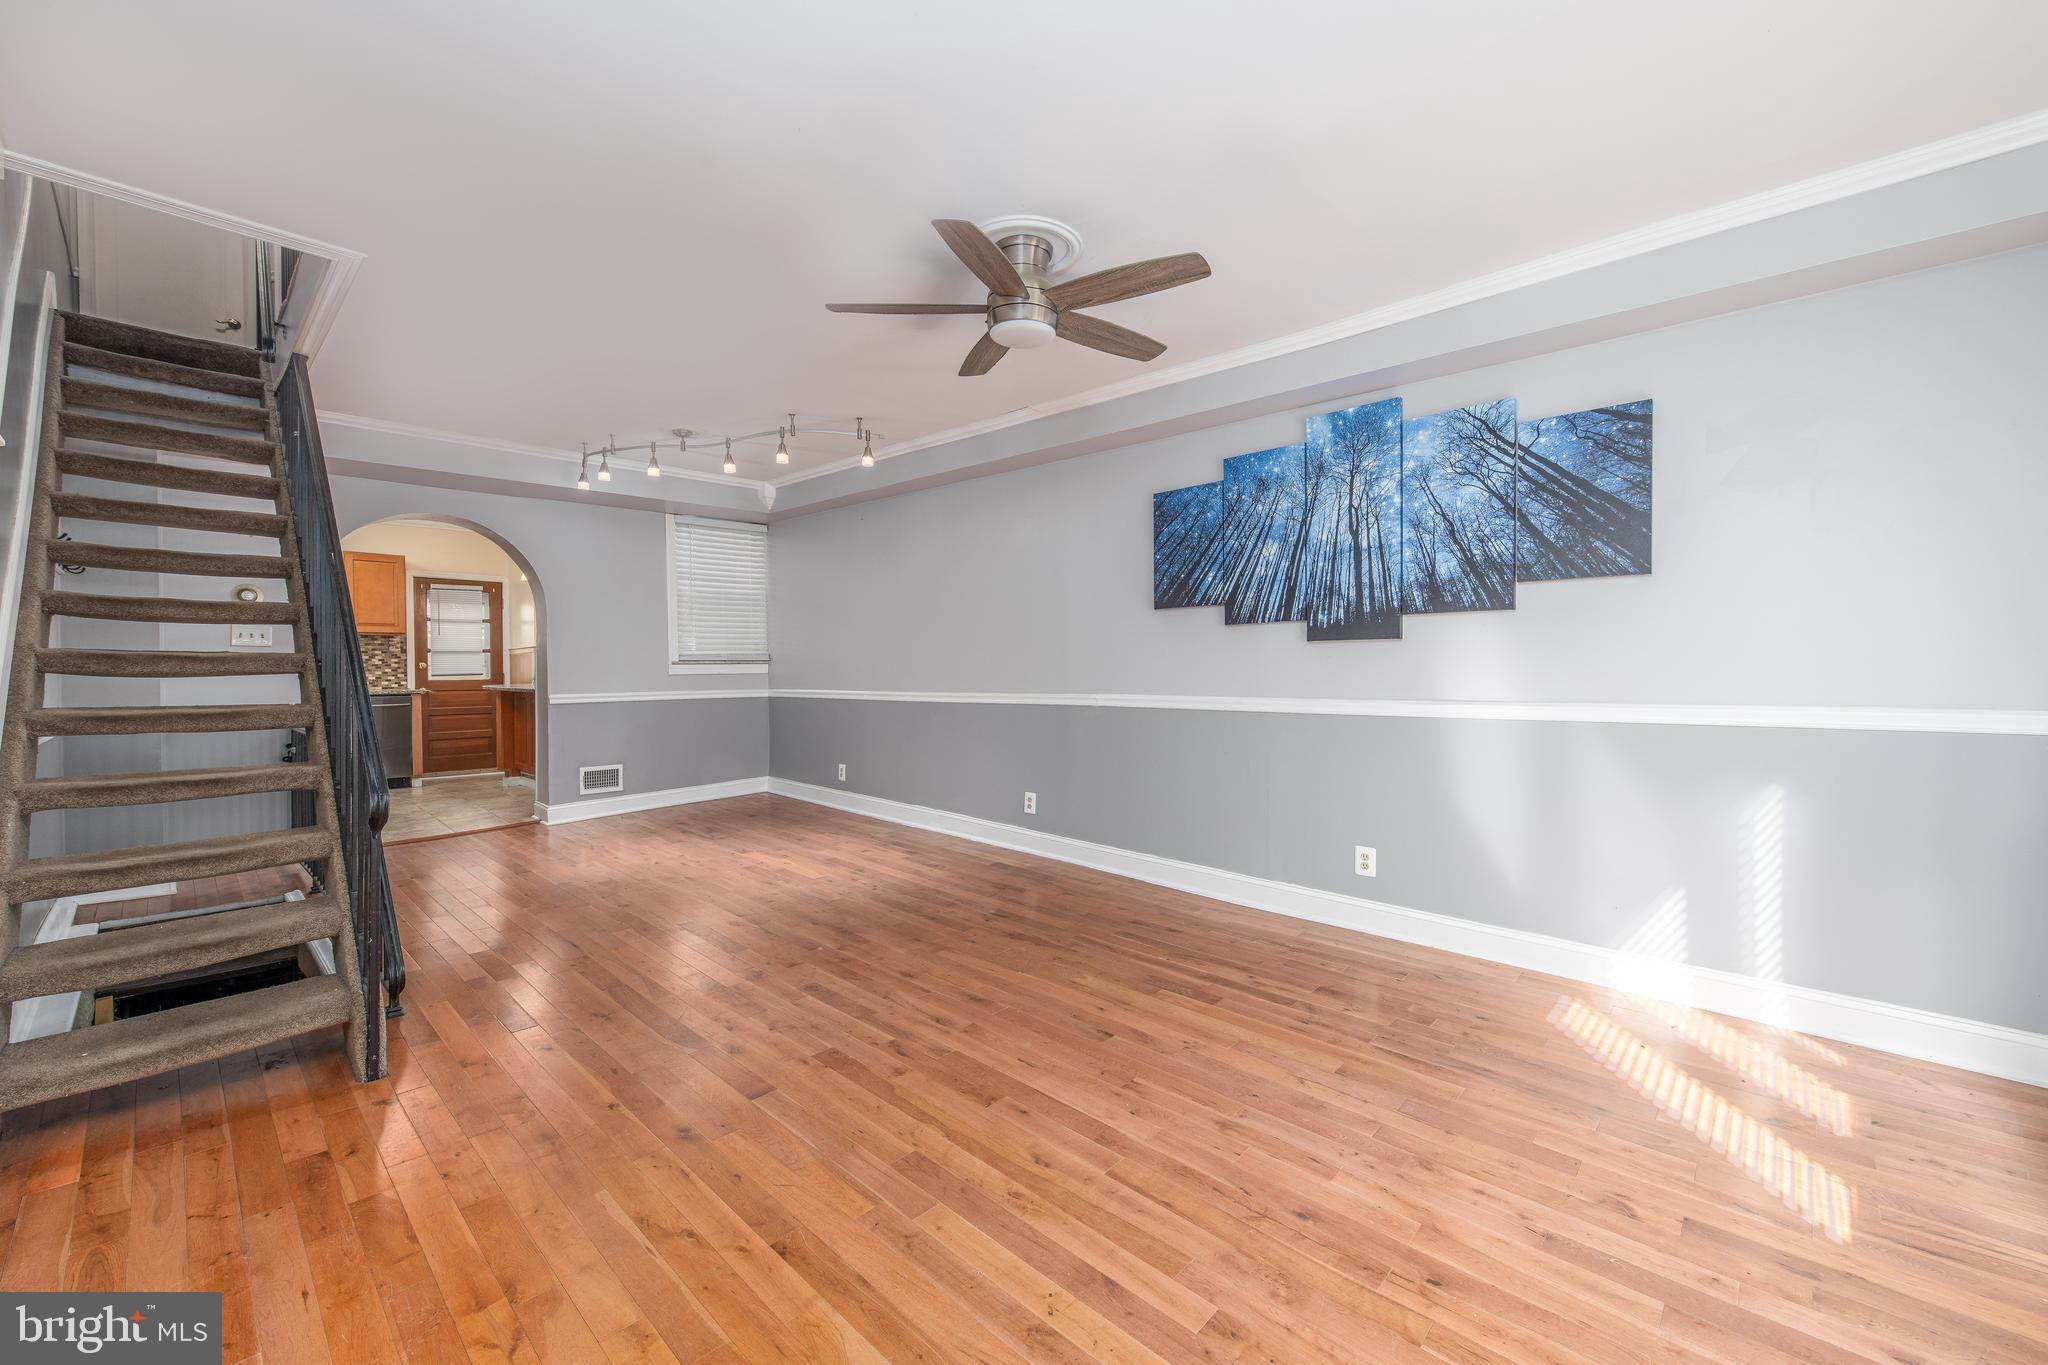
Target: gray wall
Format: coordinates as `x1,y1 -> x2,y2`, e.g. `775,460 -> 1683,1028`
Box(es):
769,246 -> 2048,1034
329,469 -> 768,807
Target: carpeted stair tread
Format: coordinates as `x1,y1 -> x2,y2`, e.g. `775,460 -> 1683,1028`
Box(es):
62,377 -> 269,431
35,647 -> 309,678
60,312 -> 263,379
24,702 -> 319,736
56,449 -> 280,499
1,827 -> 337,902
43,591 -> 299,626
50,490 -> 288,538
63,342 -> 266,399
0,896 -> 346,1005
0,974 -> 351,1113
47,540 -> 293,579
60,412 -> 278,464
19,762 -> 325,812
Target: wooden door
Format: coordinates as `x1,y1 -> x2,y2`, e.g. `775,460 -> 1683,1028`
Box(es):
412,577 -> 503,774
344,552 -> 407,633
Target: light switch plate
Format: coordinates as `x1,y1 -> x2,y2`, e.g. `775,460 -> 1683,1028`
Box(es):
229,626 -> 274,649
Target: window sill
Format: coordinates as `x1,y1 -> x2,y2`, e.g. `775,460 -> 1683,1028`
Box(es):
669,662 -> 770,675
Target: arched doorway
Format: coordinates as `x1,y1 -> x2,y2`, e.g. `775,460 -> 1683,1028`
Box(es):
339,515 -> 549,841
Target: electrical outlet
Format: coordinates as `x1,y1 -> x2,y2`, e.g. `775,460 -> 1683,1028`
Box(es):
1023,791 -> 1037,815
1354,845 -> 1377,877
836,763 -> 846,782
229,625 -> 273,649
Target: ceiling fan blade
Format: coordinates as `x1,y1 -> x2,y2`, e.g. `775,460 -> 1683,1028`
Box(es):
825,303 -> 988,314
1044,252 -> 1211,311
1055,312 -> 1167,362
959,333 -> 1008,376
933,219 -> 1028,297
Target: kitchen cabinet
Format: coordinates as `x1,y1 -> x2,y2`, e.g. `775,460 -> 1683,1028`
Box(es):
489,687 -> 536,779
343,551 -> 407,634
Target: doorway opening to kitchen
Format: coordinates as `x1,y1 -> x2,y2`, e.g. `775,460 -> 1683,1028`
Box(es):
339,517 -> 546,842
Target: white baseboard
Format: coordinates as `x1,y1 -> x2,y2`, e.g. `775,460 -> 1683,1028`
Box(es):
766,778 -> 2048,1089
539,776 -> 770,825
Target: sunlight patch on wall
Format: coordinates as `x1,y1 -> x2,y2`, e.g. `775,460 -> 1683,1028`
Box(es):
1740,783 -> 1789,1026
1551,997 -> 1855,1243
1608,888 -> 1690,999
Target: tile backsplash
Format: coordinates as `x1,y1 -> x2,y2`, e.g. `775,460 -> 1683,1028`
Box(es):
361,633 -> 409,690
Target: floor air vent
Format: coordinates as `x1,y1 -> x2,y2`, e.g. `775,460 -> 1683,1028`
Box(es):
578,763 -> 625,796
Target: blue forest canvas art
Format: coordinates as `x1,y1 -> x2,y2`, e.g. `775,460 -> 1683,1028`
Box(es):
1514,399 -> 1653,581
1150,391 -> 1651,643
1401,400 -> 1518,614
1151,481 -> 1225,608
1220,444 -> 1314,625
1305,398 -> 1403,639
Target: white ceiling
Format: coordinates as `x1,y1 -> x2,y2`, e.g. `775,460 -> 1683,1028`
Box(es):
5,1 -> 2046,482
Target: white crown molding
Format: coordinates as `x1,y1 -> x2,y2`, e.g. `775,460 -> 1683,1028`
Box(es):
767,778 -> 2048,1087
772,108 -> 2048,489
767,689 -> 2048,737
550,688 -> 770,704
538,775 -> 768,823
320,410 -> 769,493
0,150 -> 368,363
0,150 -> 363,264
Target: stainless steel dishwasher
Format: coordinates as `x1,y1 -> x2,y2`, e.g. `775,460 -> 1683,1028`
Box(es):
371,694 -> 414,788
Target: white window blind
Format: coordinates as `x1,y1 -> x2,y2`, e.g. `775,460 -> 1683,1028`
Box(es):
668,516 -> 768,664
425,584 -> 491,679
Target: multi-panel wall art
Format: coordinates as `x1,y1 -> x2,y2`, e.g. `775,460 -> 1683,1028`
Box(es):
1153,396 -> 1652,641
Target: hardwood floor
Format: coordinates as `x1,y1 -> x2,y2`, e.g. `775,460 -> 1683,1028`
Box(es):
3,793 -> 2045,1363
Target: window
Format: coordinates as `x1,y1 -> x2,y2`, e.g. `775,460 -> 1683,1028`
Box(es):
667,515 -> 768,672
424,583 -> 492,679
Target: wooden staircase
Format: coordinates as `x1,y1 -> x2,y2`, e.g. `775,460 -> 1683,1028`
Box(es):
0,313 -> 380,1114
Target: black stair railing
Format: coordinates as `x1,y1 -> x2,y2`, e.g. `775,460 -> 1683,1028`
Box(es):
274,356 -> 405,1045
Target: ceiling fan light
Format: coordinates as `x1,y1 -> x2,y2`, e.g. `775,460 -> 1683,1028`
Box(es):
989,317 -> 1056,349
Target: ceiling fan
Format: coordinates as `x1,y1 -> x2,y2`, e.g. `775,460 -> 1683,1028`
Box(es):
827,216 -> 1211,376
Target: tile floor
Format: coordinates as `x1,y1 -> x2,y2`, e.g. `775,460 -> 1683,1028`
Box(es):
384,771 -> 538,843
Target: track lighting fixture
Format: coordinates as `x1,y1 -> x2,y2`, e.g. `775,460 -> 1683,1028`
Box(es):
572,415 -> 885,488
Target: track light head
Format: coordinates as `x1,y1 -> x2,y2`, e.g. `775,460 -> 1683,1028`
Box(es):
775,428 -> 790,465
722,438 -> 738,475
646,440 -> 661,477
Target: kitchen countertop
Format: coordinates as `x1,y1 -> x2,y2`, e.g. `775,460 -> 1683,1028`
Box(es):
483,684 -> 536,693
369,688 -> 426,696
